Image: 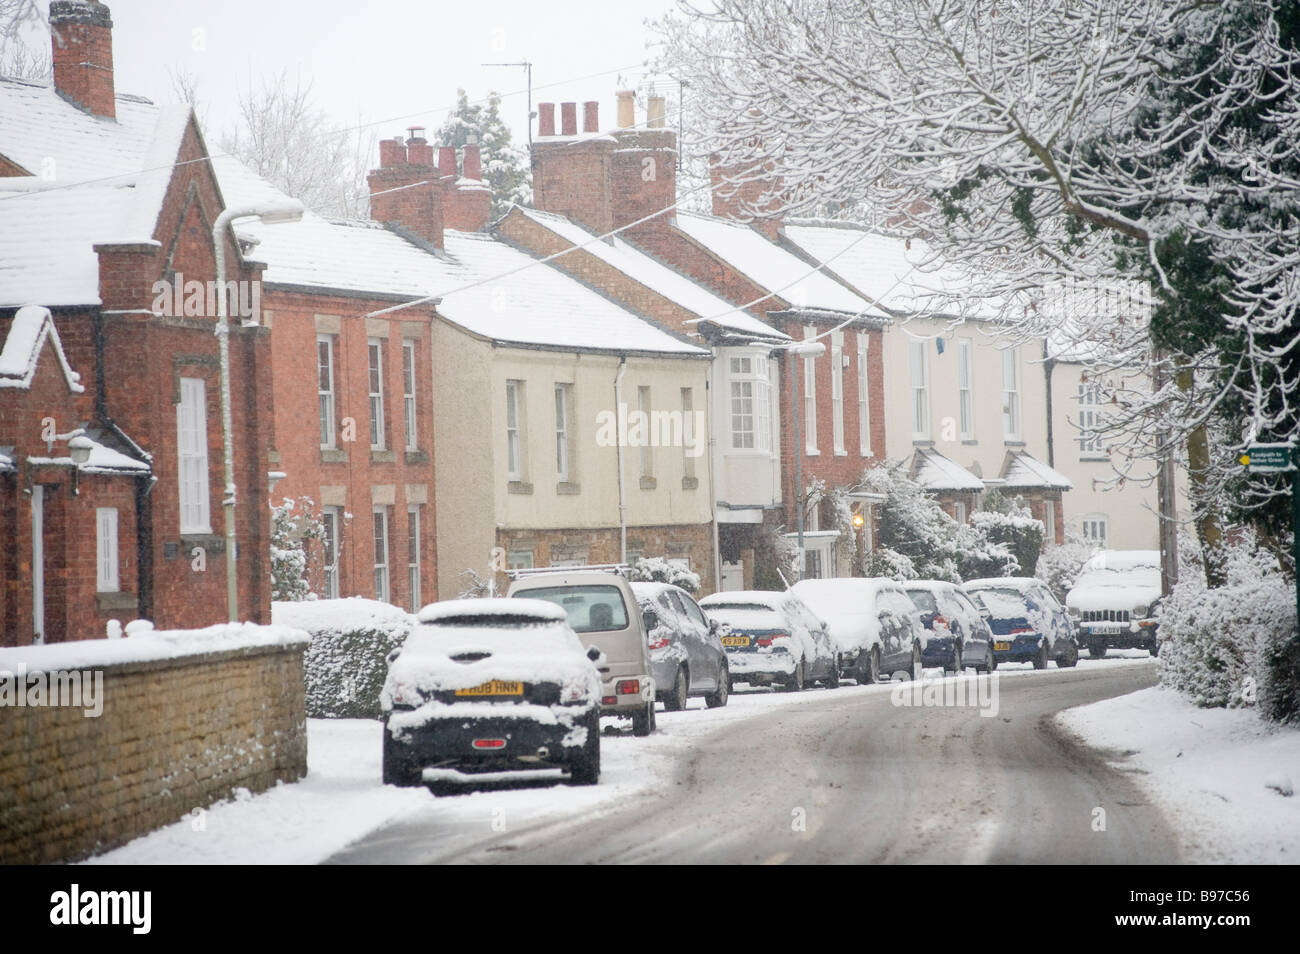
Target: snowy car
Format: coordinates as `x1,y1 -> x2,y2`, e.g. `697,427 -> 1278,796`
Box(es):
904,580 -> 997,672
790,577 -> 925,683
633,581 -> 730,711
962,578 -> 1079,669
1065,550 -> 1163,658
698,590 -> 838,691
380,598 -> 603,790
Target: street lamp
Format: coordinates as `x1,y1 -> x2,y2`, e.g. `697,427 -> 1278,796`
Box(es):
755,339 -> 826,579
213,200 -> 304,623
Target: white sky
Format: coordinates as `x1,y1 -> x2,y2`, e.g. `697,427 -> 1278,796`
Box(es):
32,0 -> 682,151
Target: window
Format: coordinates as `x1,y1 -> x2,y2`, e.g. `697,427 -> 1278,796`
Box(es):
176,376 -> 211,533
909,339 -> 929,439
1078,379 -> 1106,456
857,335 -> 871,455
954,501 -> 967,525
402,340 -> 418,451
555,384 -> 571,481
957,338 -> 974,440
803,329 -> 818,453
681,388 -> 696,479
638,386 -> 653,478
317,335 -> 336,449
507,550 -> 534,571
96,508 -> 119,593
831,333 -> 845,454
373,507 -> 390,602
367,339 -> 385,450
1081,514 -> 1108,547
804,548 -> 822,580
729,355 -> 771,452
1002,347 -> 1021,440
322,506 -> 341,599
407,506 -> 421,611
1044,499 -> 1057,545
505,380 -> 524,481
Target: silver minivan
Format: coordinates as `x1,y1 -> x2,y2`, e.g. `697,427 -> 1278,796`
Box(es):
507,568 -> 658,736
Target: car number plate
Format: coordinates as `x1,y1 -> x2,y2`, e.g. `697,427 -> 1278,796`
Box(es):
993,642 -> 1011,652
1092,624 -> 1124,635
721,635 -> 750,647
455,680 -> 524,696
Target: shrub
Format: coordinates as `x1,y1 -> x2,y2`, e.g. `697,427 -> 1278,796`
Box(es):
272,598 -> 413,718
269,496 -> 326,601
1035,532 -> 1096,603
627,556 -> 702,594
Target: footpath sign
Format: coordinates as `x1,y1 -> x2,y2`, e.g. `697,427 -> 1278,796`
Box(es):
1239,443 -> 1296,474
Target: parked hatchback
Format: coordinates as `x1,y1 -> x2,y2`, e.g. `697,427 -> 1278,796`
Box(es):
633,581 -> 730,711
962,578 -> 1079,669
904,580 -> 997,672
380,598 -> 602,790
698,590 -> 839,691
790,577 -> 922,683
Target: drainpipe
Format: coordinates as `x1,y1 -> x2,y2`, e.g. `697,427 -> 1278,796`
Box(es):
706,355 -> 722,593
614,356 -> 628,564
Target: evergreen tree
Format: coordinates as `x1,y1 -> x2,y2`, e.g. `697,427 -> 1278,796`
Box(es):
437,89 -> 531,219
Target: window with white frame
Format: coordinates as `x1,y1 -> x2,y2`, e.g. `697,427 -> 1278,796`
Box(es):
957,338 -> 975,440
729,356 -> 770,452
1044,499 -> 1057,545
857,335 -> 871,455
1081,513 -> 1108,547
804,331 -> 818,453
554,383 -> 572,482
317,335 -> 336,449
1078,379 -> 1106,456
506,380 -> 524,481
507,549 -> 534,570
402,340 -> 418,451
322,506 -> 341,599
373,507 -> 390,603
367,339 -> 385,450
638,385 -> 653,478
176,376 -> 211,533
954,501 -> 967,525
96,507 -> 119,592
681,387 -> 696,479
1002,347 -> 1021,440
909,339 -> 929,439
407,505 -> 421,611
831,333 -> 845,454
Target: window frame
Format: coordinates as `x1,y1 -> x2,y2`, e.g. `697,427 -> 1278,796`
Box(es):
909,338 -> 930,440
322,506 -> 341,600
505,379 -> 524,481
1002,346 -> 1022,441
555,383 -> 572,482
402,339 -> 418,452
367,337 -> 386,451
317,334 -> 336,450
857,334 -> 871,456
96,507 -> 119,593
373,506 -> 390,603
957,338 -> 975,441
407,505 -> 421,612
176,376 -> 211,534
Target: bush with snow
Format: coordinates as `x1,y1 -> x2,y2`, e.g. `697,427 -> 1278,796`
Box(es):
269,496 -> 326,602
1159,536 -> 1299,721
960,493 -> 1044,579
861,461 -> 962,582
1035,532 -> 1096,603
272,598 -> 413,719
627,556 -> 702,594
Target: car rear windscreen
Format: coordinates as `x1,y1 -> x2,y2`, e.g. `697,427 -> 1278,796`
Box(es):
520,585 -> 630,633
906,590 -> 938,614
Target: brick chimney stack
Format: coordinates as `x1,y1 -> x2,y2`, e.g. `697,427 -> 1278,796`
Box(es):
442,142 -> 492,233
368,129 -> 444,248
616,90 -> 635,129
49,0 -> 116,119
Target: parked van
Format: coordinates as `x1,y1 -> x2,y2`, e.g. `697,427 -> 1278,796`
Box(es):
507,567 -> 658,735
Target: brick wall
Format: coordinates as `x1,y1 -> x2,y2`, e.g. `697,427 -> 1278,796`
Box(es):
0,640 -> 307,864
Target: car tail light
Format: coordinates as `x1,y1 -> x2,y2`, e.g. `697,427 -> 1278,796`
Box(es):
472,739 -> 506,750
932,615 -> 950,632
756,637 -> 772,647
601,695 -> 617,706
616,680 -> 640,695
648,636 -> 671,650
1009,625 -> 1035,635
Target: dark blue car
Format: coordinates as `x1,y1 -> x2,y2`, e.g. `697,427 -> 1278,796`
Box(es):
961,578 -> 1079,669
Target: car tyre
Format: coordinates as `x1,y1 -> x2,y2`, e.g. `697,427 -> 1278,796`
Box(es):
1033,639 -> 1049,670
705,666 -> 730,708
1089,644 -> 1107,660
664,667 -> 689,712
945,642 -> 963,674
632,699 -> 655,736
381,721 -> 421,787
822,656 -> 841,689
1057,641 -> 1080,668
784,659 -> 805,692
1150,639 -> 1160,658
570,710 -> 601,785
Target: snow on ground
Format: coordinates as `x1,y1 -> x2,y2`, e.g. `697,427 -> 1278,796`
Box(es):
86,654 -> 1154,864
1058,682 -> 1300,864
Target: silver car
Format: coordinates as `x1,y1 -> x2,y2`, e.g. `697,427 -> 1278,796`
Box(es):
633,582 -> 730,711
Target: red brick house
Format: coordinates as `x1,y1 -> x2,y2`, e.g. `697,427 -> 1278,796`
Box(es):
0,0 -> 274,643
526,92 -> 891,583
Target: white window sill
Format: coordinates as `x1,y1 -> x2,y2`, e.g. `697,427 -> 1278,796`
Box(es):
804,448 -> 820,457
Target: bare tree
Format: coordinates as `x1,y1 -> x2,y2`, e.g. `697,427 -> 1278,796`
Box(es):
0,0 -> 49,80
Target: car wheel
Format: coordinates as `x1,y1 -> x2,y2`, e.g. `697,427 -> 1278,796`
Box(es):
381,721 -> 421,787
664,667 -> 688,712
862,647 -> 880,684
988,644 -> 998,672
1057,642 -> 1079,668
945,642 -> 962,674
1089,644 -> 1107,660
632,699 -> 655,736
705,666 -> 729,708
569,709 -> 601,785
784,659 -> 805,692
1150,640 -> 1160,658
822,655 -> 840,689
1033,639 -> 1049,670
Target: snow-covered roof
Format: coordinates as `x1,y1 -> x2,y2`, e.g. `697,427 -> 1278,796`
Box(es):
0,306 -> 85,392
0,447 -> 13,473
1082,550 -> 1162,573
26,426 -> 150,476
216,159 -> 707,357
673,212 -> 883,318
999,450 -> 1073,491
417,597 -> 567,625
910,447 -> 985,492
513,207 -> 789,341
781,221 -> 1001,320
0,78 -> 190,307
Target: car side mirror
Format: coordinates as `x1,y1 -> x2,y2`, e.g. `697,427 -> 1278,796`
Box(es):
642,608 -> 659,632
386,648 -> 401,665
709,618 -> 720,635
587,646 -> 602,663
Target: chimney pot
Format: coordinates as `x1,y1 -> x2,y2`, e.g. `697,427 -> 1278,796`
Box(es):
560,102 -> 578,137
647,95 -> 667,129
538,102 -> 556,137
438,145 -> 457,178
616,90 -> 635,129
583,101 -> 599,133
407,134 -> 434,166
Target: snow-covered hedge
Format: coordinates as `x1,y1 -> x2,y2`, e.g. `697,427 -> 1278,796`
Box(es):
272,598 -> 414,719
1035,534 -> 1095,603
627,556 -> 702,594
1159,539 -> 1299,722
